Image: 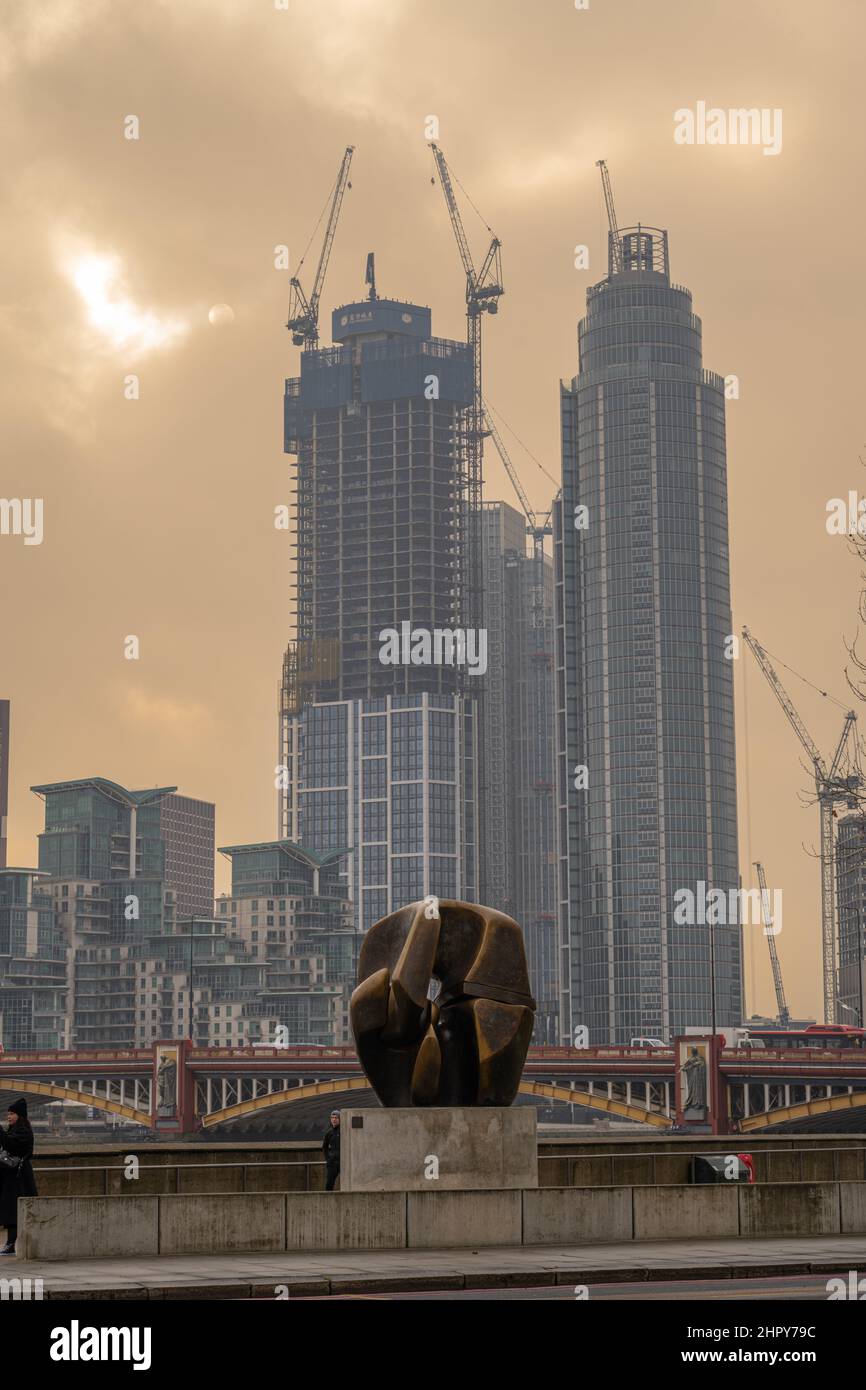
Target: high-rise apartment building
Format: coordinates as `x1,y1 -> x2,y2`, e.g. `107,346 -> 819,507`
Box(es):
555,220 -> 742,1043
0,867 -> 67,1050
836,813 -> 866,1024
31,777 -> 178,1044
0,700 -> 10,869
158,793 -> 215,918
481,502 -> 559,1038
14,778 -> 353,1049
217,840 -> 355,1044
279,292 -> 480,930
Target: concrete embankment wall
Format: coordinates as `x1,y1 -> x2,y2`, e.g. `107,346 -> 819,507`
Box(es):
17,1182 -> 866,1260
29,1135 -> 866,1196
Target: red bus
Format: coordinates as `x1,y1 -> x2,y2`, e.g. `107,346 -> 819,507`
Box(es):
746,1024 -> 865,1051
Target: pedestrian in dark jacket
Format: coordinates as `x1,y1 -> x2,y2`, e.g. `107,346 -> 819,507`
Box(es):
322,1109 -> 340,1191
0,1099 -> 37,1255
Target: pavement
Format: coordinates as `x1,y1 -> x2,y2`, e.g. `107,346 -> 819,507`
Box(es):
4,1235 -> 866,1299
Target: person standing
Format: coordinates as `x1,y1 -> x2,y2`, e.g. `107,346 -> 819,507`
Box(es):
0,1099 -> 37,1255
322,1109 -> 340,1191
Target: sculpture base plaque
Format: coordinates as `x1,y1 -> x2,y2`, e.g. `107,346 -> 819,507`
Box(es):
339,1106 -> 538,1192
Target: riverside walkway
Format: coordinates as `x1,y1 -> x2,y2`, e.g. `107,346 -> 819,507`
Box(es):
6,1233 -> 866,1300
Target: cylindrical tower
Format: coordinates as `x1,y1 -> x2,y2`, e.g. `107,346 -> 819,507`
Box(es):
556,223 -> 741,1043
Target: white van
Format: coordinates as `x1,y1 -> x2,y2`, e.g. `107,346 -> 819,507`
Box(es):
630,1036 -> 668,1049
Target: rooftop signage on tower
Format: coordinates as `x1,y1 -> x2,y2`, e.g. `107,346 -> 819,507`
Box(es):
331,299 -> 431,343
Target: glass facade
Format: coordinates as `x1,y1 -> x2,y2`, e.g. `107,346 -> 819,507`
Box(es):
0,868 -> 67,1050
481,503 -> 559,1040
836,814 -> 866,1022
158,794 -> 215,918
279,296 -> 480,931
283,693 -> 475,931
0,700 -> 9,869
555,227 -> 742,1044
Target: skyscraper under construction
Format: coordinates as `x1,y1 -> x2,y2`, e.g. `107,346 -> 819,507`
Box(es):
481,502 -> 558,1039
555,214 -> 742,1044
278,290 -> 480,929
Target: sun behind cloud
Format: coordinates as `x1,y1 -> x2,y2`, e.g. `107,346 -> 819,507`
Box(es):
59,241 -> 188,357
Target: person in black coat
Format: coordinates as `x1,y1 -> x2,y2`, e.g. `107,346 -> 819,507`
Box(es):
322,1109 -> 340,1191
0,1099 -> 37,1255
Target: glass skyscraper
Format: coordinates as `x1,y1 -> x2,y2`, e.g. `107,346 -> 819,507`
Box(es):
0,700 -> 9,869
836,813 -> 866,1024
481,502 -> 559,1039
279,292 -> 479,931
555,222 -> 742,1043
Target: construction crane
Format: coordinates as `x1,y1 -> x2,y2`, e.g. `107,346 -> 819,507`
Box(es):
483,403 -> 553,569
430,143 -> 504,634
742,625 -> 862,1023
753,861 -> 791,1027
481,403 -> 553,621
596,159 -> 622,275
286,145 -> 354,350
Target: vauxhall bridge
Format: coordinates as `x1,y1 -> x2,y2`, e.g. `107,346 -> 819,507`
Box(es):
2,1042 -> 866,1135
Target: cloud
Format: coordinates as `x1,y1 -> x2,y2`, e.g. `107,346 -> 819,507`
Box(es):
57,237 -> 189,358
122,688 -> 216,734
0,0 -> 110,79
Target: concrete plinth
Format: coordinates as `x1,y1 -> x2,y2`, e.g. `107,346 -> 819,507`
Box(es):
339,1106 -> 538,1192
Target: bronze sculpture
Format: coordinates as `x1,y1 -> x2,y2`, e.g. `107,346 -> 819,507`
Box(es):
350,897 -> 536,1107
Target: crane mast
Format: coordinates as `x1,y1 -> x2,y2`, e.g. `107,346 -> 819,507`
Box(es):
430,143 -> 506,908
596,159 -> 622,275
287,145 -> 354,350
742,625 -> 861,1023
754,861 -> 791,1027
430,143 -> 503,638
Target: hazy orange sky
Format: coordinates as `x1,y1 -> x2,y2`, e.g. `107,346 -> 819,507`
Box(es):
2,0 -> 864,1021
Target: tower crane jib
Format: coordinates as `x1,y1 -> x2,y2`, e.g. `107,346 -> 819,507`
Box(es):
287,145 -> 355,351
596,159 -> 622,275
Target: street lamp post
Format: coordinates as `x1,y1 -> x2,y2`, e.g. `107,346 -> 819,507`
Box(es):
188,919 -> 195,1042
710,907 -> 717,1040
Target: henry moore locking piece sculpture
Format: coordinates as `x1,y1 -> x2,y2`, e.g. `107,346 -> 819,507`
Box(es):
350,897 -> 536,1107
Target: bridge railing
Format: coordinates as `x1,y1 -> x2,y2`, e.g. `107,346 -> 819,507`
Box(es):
4,1043 -> 865,1069
0,1049 -> 153,1064
720,1047 -> 866,1063
531,1045 -> 674,1057
188,1045 -> 359,1060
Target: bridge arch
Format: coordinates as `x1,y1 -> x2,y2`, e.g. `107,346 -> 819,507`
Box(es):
739,1090 -> 866,1132
519,1080 -> 670,1128
201,1076 -> 670,1129
0,1078 -> 151,1128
